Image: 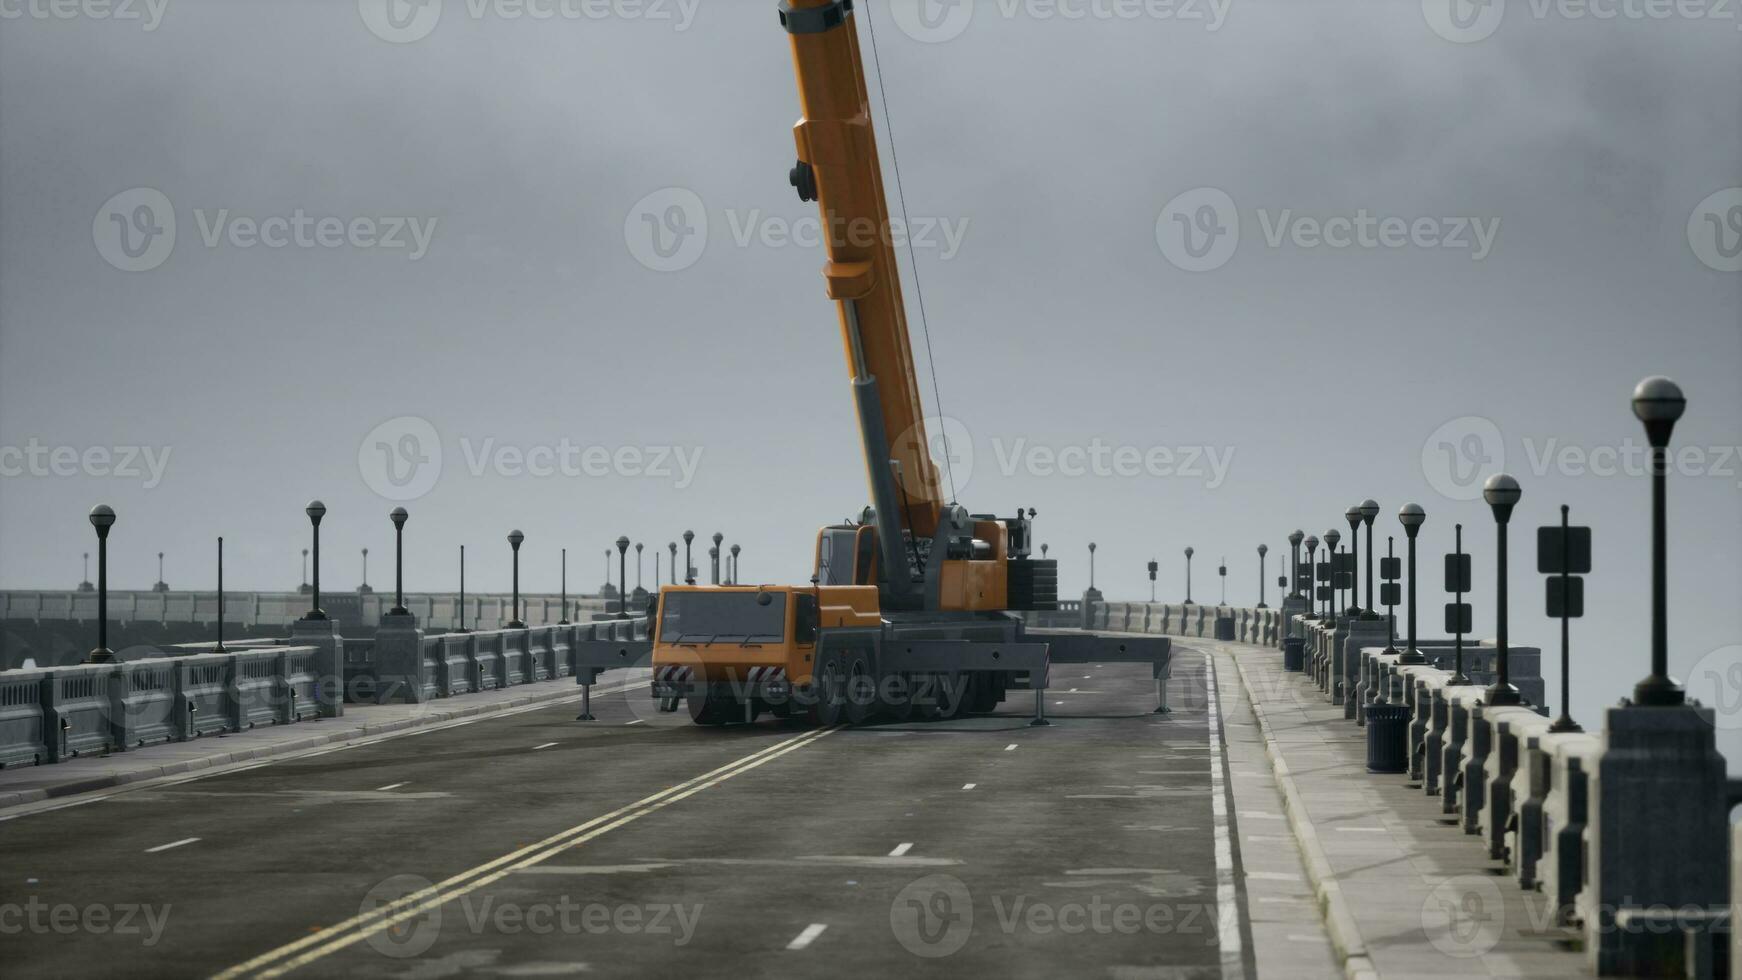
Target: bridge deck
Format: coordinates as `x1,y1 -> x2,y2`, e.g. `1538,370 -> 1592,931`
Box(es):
0,650 -> 1345,979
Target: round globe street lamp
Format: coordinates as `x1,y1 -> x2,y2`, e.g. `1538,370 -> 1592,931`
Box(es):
87,505 -> 116,663
305,501 -> 328,620
359,548 -> 371,595
668,541 -> 678,585
1288,530 -> 1304,600
1631,376 -> 1689,706
1088,542 -> 1097,591
301,548 -> 310,595
1344,505 -> 1363,616
635,542 -> 646,597
1483,474 -> 1523,706
730,543 -> 741,585
1397,503 -> 1427,665
683,530 -> 696,586
389,508 -> 410,616
616,536 -> 633,619
1302,534 -> 1320,618
1256,544 -> 1269,608
1183,547 -> 1195,604
711,532 -> 724,584
507,530 -> 527,629
1040,543 -> 1049,560
559,547 -> 570,625
1359,499 -> 1380,619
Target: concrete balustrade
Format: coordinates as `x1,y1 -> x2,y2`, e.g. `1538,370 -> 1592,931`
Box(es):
372,618 -> 642,704
1024,599 -> 1285,649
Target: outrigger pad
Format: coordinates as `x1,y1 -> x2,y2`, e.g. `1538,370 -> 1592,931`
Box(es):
1025,629 -> 1171,678
573,639 -> 653,685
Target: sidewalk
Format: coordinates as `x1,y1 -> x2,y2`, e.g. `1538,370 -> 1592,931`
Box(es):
1204,639 -> 1589,980
0,672 -> 643,812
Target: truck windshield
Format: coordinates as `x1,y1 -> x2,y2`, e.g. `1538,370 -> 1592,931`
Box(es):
661,592 -> 786,645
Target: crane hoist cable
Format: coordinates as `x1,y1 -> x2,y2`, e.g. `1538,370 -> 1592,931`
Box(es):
863,2 -> 959,506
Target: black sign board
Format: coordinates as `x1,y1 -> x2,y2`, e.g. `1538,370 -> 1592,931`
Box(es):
1296,570 -> 1314,591
1444,601 -> 1472,634
1444,553 -> 1471,593
1333,571 -> 1353,590
1278,575 -> 1287,588
1316,585 -> 1333,601
1537,525 -> 1592,575
1380,557 -> 1401,581
1316,561 -> 1331,583
1381,582 -> 1401,607
1546,577 -> 1585,618
1333,552 -> 1355,575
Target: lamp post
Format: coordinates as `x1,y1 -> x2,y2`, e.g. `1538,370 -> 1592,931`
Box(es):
80,552 -> 93,592
559,547 -> 569,625
1257,544 -> 1268,608
1323,529 -> 1341,625
300,548 -> 310,594
88,505 -> 116,663
215,535 -> 226,654
1359,499 -> 1380,618
683,530 -> 696,586
616,536 -> 631,619
1288,530 -> 1304,600
1218,557 -> 1227,606
1344,505 -> 1362,616
1147,560 -> 1158,602
730,544 -> 740,585
668,541 -> 678,585
1041,543 -> 1049,560
1398,503 -> 1426,664
1483,474 -> 1523,706
636,542 -> 645,593
1184,547 -> 1194,604
507,530 -> 526,629
458,545 -> 468,632
1631,376 -> 1688,707
389,508 -> 409,616
1303,534 -> 1319,618
711,532 -> 723,584
1088,542 -> 1097,591
359,548 -> 370,594
154,551 -> 167,592
305,501 -> 327,620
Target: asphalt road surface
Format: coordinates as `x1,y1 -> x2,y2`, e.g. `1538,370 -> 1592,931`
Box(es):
1,650 -> 1252,979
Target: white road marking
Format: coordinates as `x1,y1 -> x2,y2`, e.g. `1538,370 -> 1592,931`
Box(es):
1204,656 -> 1246,980
1004,743 -> 1017,751
146,837 -> 200,853
888,842 -> 913,857
1246,871 -> 1304,881
1335,826 -> 1390,833
625,719 -> 645,726
533,742 -> 559,751
962,783 -> 976,791
786,923 -> 828,950
374,782 -> 407,792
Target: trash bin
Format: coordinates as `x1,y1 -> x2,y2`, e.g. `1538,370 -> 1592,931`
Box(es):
1213,615 -> 1235,641
1366,702 -> 1410,773
1282,637 -> 1305,672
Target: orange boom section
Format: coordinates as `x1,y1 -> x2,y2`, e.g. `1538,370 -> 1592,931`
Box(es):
783,0 -> 943,541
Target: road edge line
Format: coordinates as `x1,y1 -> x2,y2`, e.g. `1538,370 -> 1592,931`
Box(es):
1225,649 -> 1379,980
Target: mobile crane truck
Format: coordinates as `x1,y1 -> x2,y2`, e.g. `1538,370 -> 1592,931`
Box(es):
574,0 -> 1171,726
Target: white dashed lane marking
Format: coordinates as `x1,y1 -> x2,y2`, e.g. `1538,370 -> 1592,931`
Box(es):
145,837 -> 200,853
533,742 -> 559,751
374,782 -> 407,792
962,783 -> 977,791
888,842 -> 913,857
786,923 -> 828,950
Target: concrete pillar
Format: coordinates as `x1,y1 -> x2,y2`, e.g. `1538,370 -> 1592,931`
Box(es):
372,611 -> 426,704
1583,703 -> 1731,975
289,616 -> 344,717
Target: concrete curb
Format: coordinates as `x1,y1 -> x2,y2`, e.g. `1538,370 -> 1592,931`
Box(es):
0,678 -> 605,812
1226,649 -> 1380,980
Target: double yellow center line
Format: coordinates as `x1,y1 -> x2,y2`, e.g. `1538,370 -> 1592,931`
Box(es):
214,725 -> 839,979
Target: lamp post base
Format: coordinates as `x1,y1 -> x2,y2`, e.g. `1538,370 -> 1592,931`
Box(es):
87,648 -> 115,664
1546,715 -> 1584,733
1396,648 -> 1428,666
1630,674 -> 1686,707
1484,681 -> 1524,706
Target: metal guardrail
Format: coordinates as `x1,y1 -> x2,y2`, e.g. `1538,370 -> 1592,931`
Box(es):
2,589 -> 634,632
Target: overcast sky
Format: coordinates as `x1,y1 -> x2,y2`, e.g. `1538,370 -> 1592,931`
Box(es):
2,0 -> 1739,756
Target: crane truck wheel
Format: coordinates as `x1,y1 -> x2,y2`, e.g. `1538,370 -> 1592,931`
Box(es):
807,657 -> 846,727
842,655 -> 878,726
687,692 -> 736,726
